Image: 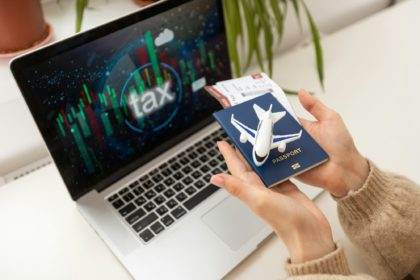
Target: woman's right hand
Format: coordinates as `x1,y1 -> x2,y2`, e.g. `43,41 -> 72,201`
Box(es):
297,91 -> 370,198
211,141 -> 335,263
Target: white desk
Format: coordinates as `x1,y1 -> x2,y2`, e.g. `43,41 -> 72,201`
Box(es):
1,1 -> 420,279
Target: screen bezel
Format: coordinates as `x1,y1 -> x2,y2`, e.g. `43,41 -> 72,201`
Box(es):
10,0 -> 231,201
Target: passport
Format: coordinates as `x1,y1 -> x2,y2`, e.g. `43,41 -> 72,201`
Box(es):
213,93 -> 329,187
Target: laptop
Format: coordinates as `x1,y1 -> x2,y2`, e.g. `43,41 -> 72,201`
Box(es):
10,0 -> 272,278
10,0 -> 321,278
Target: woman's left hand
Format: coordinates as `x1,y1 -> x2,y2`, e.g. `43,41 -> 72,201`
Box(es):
211,141 -> 335,263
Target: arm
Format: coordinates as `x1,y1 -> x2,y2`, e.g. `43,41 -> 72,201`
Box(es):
337,161 -> 420,280
295,91 -> 420,279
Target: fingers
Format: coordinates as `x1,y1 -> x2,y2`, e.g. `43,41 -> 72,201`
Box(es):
298,117 -> 314,132
217,141 -> 249,178
211,173 -> 261,205
298,90 -> 331,121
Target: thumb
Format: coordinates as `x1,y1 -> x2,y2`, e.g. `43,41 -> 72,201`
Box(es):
298,90 -> 331,121
211,173 -> 260,205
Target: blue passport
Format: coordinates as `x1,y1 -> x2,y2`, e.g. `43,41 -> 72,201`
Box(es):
213,93 -> 329,187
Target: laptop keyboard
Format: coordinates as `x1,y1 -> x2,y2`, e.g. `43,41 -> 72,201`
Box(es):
106,129 -> 230,243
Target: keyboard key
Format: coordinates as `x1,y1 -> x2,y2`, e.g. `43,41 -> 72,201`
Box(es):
169,157 -> 176,164
173,183 -> 184,192
205,142 -> 214,149
119,188 -> 129,195
123,192 -> 135,202
108,194 -> 118,202
119,203 -> 136,216
194,180 -> 205,189
188,151 -> 198,160
213,167 -> 222,174
182,176 -> 193,185
133,213 -> 158,232
133,186 -> 144,196
143,180 -> 154,189
200,165 -> 210,173
198,155 -> 208,162
154,183 -> 165,193
152,174 -> 163,183
164,177 -> 175,186
139,229 -> 154,242
173,172 -> 184,180
150,222 -> 164,234
144,202 -> 156,212
129,181 -> 139,189
166,199 -> 178,209
182,166 -> 192,174
191,171 -> 202,179
154,195 -> 166,205
134,196 -> 146,206
126,208 -> 146,224
203,174 -> 211,182
163,189 -> 175,198
112,198 -> 124,209
171,206 -> 187,219
139,175 -> 149,182
209,159 -> 218,167
170,162 -> 181,171
192,160 -> 201,168
185,186 -> 197,195
220,163 -> 228,171
176,192 -> 187,202
145,190 -> 157,199
179,157 -> 189,165
197,147 -> 206,153
217,154 -> 223,161
208,149 -> 217,157
161,168 -> 172,176
183,185 -> 219,211
161,215 -> 174,227
156,205 -> 168,216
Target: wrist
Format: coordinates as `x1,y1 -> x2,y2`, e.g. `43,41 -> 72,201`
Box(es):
284,223 -> 336,264
333,153 -> 369,198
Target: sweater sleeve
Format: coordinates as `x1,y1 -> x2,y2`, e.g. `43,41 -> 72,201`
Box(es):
336,161 -> 420,280
285,244 -> 375,280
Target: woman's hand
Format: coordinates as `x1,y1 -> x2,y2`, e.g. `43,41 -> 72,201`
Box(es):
211,141 -> 335,263
297,90 -> 370,197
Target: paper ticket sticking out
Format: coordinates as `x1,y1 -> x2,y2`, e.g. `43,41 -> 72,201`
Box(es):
205,73 -> 298,120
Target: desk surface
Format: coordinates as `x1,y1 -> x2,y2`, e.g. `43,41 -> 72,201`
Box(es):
1,1 -> 420,279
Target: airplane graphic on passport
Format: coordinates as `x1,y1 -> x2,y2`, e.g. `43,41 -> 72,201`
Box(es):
231,104 -> 302,166
213,93 -> 329,187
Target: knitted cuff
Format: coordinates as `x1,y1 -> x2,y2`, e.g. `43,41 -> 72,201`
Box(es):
336,160 -> 391,222
285,244 -> 351,276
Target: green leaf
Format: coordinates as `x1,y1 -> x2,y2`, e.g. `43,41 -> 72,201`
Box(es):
76,0 -> 89,33
302,1 -> 324,89
269,0 -> 284,43
291,0 -> 303,31
223,0 -> 241,76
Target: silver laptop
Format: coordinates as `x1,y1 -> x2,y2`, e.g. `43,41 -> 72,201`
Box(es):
10,0 -> 276,278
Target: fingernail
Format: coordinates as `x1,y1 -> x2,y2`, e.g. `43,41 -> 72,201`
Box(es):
210,174 -> 224,187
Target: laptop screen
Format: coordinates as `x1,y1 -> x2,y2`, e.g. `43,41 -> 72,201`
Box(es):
11,0 -> 231,200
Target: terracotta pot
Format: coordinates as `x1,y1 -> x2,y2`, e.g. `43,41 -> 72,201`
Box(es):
0,0 -> 48,54
134,0 -> 158,7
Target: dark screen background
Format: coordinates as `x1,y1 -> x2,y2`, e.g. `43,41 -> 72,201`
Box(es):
17,0 -> 231,199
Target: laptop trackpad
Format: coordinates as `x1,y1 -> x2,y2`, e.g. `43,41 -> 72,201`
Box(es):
201,196 -> 265,251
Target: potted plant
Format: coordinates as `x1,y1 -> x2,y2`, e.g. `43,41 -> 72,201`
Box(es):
0,0 -> 52,57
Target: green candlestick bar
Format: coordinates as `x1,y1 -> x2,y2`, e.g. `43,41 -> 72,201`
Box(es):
109,86 -> 123,124
179,59 -> 189,85
133,71 -> 145,94
144,31 -> 163,86
76,112 -> 91,137
82,83 -> 93,104
144,68 -> 152,88
187,60 -> 196,83
56,118 -> 66,137
71,123 -> 94,173
100,112 -> 113,136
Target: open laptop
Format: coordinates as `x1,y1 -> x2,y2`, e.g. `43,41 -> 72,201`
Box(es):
10,0 -> 275,278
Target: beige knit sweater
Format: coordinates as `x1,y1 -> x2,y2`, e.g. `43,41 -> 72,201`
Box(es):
285,161 -> 420,280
